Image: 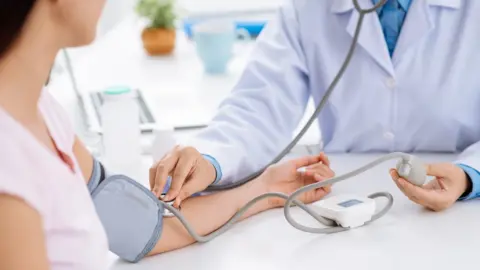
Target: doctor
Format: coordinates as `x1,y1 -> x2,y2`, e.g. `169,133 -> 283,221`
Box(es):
151,0 -> 480,212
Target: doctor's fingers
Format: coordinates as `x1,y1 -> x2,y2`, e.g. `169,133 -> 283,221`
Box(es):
173,176 -> 204,207
423,178 -> 447,191
150,151 -> 180,197
425,163 -> 458,178
164,155 -> 197,201
390,170 -> 449,211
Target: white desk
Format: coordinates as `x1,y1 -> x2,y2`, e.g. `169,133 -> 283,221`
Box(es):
47,17 -> 480,270
108,153 -> 480,270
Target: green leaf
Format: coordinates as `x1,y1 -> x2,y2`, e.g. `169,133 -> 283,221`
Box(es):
135,0 -> 177,29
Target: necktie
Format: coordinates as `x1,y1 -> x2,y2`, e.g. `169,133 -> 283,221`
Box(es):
378,0 -> 407,56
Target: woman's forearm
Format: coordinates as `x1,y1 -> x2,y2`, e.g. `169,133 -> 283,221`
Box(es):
71,136 -> 273,254
148,179 -> 271,255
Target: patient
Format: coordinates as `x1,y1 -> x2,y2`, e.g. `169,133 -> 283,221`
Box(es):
0,0 -> 334,268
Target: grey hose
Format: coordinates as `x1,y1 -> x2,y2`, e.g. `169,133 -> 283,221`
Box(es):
283,152 -> 405,233
157,0 -> 393,244
163,152 -> 407,242
206,0 -> 388,192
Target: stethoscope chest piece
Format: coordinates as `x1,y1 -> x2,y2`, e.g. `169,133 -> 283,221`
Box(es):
161,194 -> 180,218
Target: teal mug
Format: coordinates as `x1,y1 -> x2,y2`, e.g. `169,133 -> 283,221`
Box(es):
192,21 -> 251,74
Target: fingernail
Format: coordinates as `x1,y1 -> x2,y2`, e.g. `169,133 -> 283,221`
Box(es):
174,199 -> 180,208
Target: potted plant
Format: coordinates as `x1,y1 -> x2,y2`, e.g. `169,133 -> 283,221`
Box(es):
136,0 -> 177,55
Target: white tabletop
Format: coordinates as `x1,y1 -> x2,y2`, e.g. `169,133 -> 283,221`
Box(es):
108,153 -> 479,270
46,17 -> 480,270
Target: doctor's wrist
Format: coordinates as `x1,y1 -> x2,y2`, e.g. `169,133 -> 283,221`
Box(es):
456,164 -> 475,200
202,154 -> 222,185
461,173 -> 473,198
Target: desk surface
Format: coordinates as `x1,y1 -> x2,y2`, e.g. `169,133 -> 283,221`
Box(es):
108,153 -> 480,270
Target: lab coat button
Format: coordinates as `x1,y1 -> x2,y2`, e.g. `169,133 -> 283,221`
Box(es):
386,78 -> 396,89
384,132 -> 395,140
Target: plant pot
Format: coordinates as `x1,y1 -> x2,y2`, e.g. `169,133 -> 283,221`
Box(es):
141,28 -> 176,56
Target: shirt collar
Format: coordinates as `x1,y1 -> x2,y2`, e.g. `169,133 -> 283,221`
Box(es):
331,0 -> 461,14
398,0 -> 412,11
372,0 -> 412,12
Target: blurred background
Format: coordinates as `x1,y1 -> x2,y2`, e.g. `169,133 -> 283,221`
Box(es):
98,0 -> 281,36
47,0 -> 319,177
51,0 -> 282,83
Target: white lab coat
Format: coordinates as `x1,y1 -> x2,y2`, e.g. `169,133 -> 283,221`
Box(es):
187,0 -> 480,187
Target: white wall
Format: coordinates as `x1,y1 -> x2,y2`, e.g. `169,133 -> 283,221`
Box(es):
180,0 -> 281,13
96,0 -> 282,37
97,0 -> 136,37
51,0 -> 281,81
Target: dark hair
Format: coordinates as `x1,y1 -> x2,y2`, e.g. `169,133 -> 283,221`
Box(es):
0,0 -> 36,58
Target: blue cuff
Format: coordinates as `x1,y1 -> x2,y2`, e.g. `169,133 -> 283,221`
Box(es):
202,154 -> 222,185
457,164 -> 480,201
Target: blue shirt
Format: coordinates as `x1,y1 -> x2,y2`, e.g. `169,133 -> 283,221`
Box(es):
204,0 -> 480,200
373,0 -> 412,56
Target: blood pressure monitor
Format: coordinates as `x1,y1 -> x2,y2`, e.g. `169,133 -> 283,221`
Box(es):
315,195 -> 376,228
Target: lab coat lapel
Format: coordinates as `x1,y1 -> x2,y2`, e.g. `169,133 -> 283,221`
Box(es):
392,0 -> 434,65
333,0 -> 394,76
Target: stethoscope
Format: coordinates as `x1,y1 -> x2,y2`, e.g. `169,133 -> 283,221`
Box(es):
206,0 -> 388,192
161,0 -> 429,242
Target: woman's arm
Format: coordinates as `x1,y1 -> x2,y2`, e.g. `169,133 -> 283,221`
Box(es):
148,179 -> 270,254
73,137 -> 94,184
72,136 -> 271,254
148,154 -> 332,255
73,136 -> 332,256
0,194 -> 49,270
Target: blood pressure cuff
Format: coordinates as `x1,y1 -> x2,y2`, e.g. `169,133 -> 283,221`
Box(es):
87,158 -> 107,194
88,164 -> 164,263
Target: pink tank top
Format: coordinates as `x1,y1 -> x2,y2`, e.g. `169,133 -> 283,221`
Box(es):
0,89 -> 110,269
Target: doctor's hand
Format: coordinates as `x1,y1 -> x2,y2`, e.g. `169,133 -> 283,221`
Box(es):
149,146 -> 216,207
262,153 -> 335,208
390,163 -> 471,212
